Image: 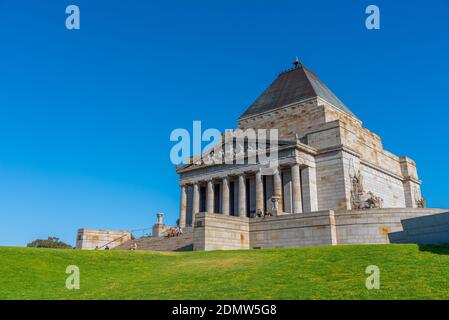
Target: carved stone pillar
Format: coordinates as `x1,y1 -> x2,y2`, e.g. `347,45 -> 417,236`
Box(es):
238,174 -> 246,217
255,171 -> 264,215
301,166 -> 318,212
222,177 -> 230,215
179,184 -> 187,227
206,180 -> 214,213
291,164 -> 303,213
192,183 -> 200,226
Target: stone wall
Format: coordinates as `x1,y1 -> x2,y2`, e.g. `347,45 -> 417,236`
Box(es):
341,148 -> 411,210
315,150 -> 348,211
193,212 -> 250,251
334,208 -> 447,245
193,209 -> 448,251
359,163 -> 406,208
249,210 -> 336,249
238,98 -> 327,140
333,108 -> 401,173
76,228 -> 131,250
305,120 -> 342,150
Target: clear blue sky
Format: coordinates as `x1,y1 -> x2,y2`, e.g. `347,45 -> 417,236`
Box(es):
0,0 -> 448,246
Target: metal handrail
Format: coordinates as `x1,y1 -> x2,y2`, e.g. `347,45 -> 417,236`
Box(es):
97,227 -> 152,250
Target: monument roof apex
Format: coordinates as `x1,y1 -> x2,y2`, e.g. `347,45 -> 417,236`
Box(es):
239,59 -> 357,119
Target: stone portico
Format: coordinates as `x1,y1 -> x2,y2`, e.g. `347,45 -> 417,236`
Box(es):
178,142 -> 319,227
178,140 -> 318,222
174,59 -> 444,251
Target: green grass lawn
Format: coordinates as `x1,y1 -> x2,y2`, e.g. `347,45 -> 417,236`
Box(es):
1,244 -> 448,300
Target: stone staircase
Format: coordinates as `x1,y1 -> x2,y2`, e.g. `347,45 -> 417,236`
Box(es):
113,228 -> 194,252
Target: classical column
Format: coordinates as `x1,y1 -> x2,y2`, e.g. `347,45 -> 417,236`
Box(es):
222,177 -> 230,215
206,180 -> 214,213
291,164 -> 303,214
301,166 -> 318,212
179,184 -> 187,227
255,171 -> 264,215
238,174 -> 246,217
192,183 -> 200,226
273,168 -> 283,213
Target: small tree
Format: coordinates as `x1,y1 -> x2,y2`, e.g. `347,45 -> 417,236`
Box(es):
27,237 -> 73,249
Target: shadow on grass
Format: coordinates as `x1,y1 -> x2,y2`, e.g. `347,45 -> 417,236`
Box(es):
174,244 -> 194,252
418,244 -> 449,255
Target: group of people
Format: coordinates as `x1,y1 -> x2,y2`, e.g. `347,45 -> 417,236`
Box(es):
256,209 -> 273,218
165,226 -> 183,238
94,245 -> 109,250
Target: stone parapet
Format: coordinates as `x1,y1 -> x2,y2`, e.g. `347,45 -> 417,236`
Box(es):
250,210 -> 336,249
76,228 -> 131,250
334,208 -> 447,245
193,208 -> 448,251
193,212 -> 250,251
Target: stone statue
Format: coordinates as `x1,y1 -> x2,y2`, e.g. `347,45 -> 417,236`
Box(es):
271,196 -> 279,211
267,195 -> 280,215
351,170 -> 363,209
350,170 -> 383,210
414,188 -> 426,208
366,192 -> 383,209
416,196 -> 426,208
352,170 -> 364,195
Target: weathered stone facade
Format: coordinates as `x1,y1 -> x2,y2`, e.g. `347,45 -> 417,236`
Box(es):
76,228 -> 131,250
174,60 -> 444,251
193,209 -> 447,250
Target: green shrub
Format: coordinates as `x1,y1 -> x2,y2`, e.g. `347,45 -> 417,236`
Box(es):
26,237 -> 73,249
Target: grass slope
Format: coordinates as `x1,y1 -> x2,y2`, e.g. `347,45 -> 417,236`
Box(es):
1,245 -> 449,300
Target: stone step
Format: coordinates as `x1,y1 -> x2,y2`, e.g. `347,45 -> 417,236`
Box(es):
114,229 -> 194,252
